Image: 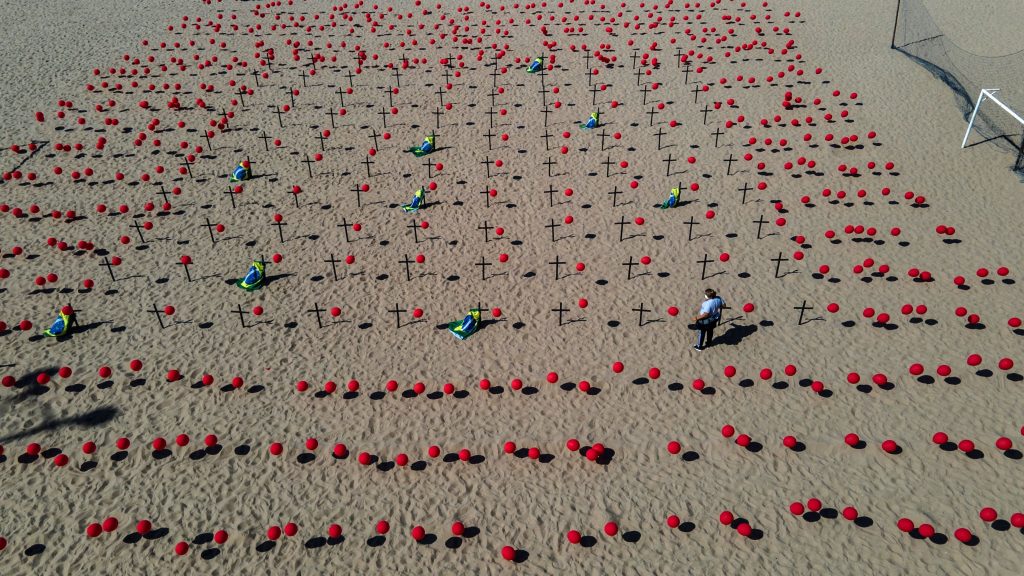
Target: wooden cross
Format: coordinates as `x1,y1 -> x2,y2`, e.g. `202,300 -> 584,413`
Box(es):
271,217 -> 287,243
772,252 -> 790,279
608,185 -> 623,207
543,156 -> 557,178
337,218 -> 356,243
723,153 -> 737,176
647,106 -> 658,127
540,130 -> 553,151
602,155 -> 616,177
338,86 -> 346,106
378,106 -> 389,128
407,220 -> 423,244
480,186 -> 494,208
794,300 -> 814,326
598,129 -> 609,151
485,107 -> 498,130
344,68 -> 356,88
589,84 -> 601,105
654,127 -> 668,151
738,182 -> 753,205
663,153 -> 676,176
436,85 -> 446,107
640,84 -> 652,106
130,220 -> 148,244
701,104 -> 713,125
350,183 -> 364,208
484,130 -> 496,151
481,157 -> 495,179
273,105 -> 285,128
306,303 -> 326,329
362,155 -> 375,178
259,131 -> 272,151
698,254 -> 714,280
548,255 -> 566,280
634,67 -> 644,86
201,218 -> 219,246
684,216 -> 700,241
545,219 -> 562,243
682,60 -> 692,83
615,217 -> 631,242
622,256 -> 640,280
149,303 -> 166,329
232,304 -> 249,329
433,107 -> 444,129
385,86 -> 395,108
478,220 -> 495,243
325,108 -> 337,129
399,254 -> 416,281
551,302 -> 570,327
475,256 -> 492,281
691,82 -> 702,103
753,214 -> 769,240
302,153 -> 317,178
630,50 -> 641,69
544,185 -> 559,208
674,47 -> 684,67
632,302 -> 651,327
422,158 -> 435,179
388,303 -> 407,328
316,131 -> 329,152
368,128 -> 381,150
324,254 -> 344,281
299,69 -> 308,87
711,127 -> 725,148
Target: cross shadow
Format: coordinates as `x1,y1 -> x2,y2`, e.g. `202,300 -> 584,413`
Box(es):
716,323 -> 758,346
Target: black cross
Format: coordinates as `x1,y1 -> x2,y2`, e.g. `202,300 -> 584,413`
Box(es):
772,252 -> 790,279
422,158 -> 435,179
385,86 -> 395,108
273,105 -> 285,128
344,68 -> 355,88
271,217 -> 287,243
388,303 -> 407,328
368,128 -> 380,150
634,67 -> 644,86
307,302 -> 326,329
545,219 -> 562,243
682,60 -> 692,83
436,85 -> 446,107
251,68 -> 261,87
378,106 -> 389,128
674,47 -> 684,67
204,130 -> 214,151
481,157 -> 495,179
178,257 -> 193,282
485,107 -> 498,130
433,107 -> 444,129
337,86 -> 346,106
540,106 -> 552,128
157,185 -> 172,206
551,302 -> 570,327
325,108 -> 337,129
623,256 -> 640,280
711,127 -> 725,148
794,300 -> 814,326
480,186 -> 494,208
302,153 -> 317,178
232,304 -> 249,329
407,220 -> 423,244
236,86 -> 247,106
647,106 -> 658,127
287,87 -> 296,108
641,84 -> 651,106
654,127 -> 668,151
399,254 -> 416,281
540,130 -> 553,151
149,303 -> 166,329
548,255 -> 566,280
299,69 -> 308,87
701,104 -> 713,125
484,130 -> 496,151
478,220 -> 495,243
392,66 -> 401,88
442,67 -> 453,86
324,254 -> 344,281
362,155 -> 375,178
738,182 -> 753,205
350,183 -> 364,208
631,50 -> 641,69
289,187 -> 302,208
724,153 -> 737,176
544,185 -> 559,208
100,257 -> 117,282
663,153 -> 676,176
201,218 -> 219,246
608,185 -> 624,207
682,216 -> 699,241
632,302 -> 651,327
615,217 -> 631,242
691,83 -> 702,103
259,131 -> 272,151
309,52 -> 318,71
753,214 -> 769,240
316,131 -> 329,152
602,155 -> 616,178
698,254 -> 714,280
598,129 -> 609,151
543,156 -> 557,178
590,84 -> 601,105
488,87 -> 501,107
180,157 -> 194,179
475,256 -> 492,281
130,220 -> 148,244
337,218 -> 356,243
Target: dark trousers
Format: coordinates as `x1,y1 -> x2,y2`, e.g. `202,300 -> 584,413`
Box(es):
694,318 -> 718,349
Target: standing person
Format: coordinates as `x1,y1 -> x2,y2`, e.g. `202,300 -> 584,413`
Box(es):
691,288 -> 724,351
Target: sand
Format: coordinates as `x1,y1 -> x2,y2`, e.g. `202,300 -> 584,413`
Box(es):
1,0 -> 1023,574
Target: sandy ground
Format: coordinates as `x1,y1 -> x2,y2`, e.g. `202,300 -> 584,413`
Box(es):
1,0 -> 1023,574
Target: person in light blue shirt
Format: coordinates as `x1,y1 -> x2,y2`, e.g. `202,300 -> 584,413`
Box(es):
691,288 -> 724,351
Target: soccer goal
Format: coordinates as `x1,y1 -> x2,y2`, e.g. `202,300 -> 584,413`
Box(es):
962,89 -> 1024,171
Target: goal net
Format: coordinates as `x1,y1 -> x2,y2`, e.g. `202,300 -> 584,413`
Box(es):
892,0 -> 1024,175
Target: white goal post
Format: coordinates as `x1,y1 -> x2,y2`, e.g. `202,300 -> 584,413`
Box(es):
961,88 -> 1024,149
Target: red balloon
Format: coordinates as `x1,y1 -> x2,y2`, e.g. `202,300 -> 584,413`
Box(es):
721,425 -> 735,438
267,526 -> 282,540
603,522 -> 618,537
329,524 -> 343,539
612,362 -> 624,373
86,523 -> 102,538
376,520 -> 390,535
451,521 -> 465,536
136,520 -> 152,535
719,511 -> 734,525
896,518 -> 914,532
175,541 -> 189,555
501,546 -> 516,561
932,432 -> 949,444
667,441 -> 681,455
567,530 -> 581,544
214,530 -> 228,544
411,526 -> 426,541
